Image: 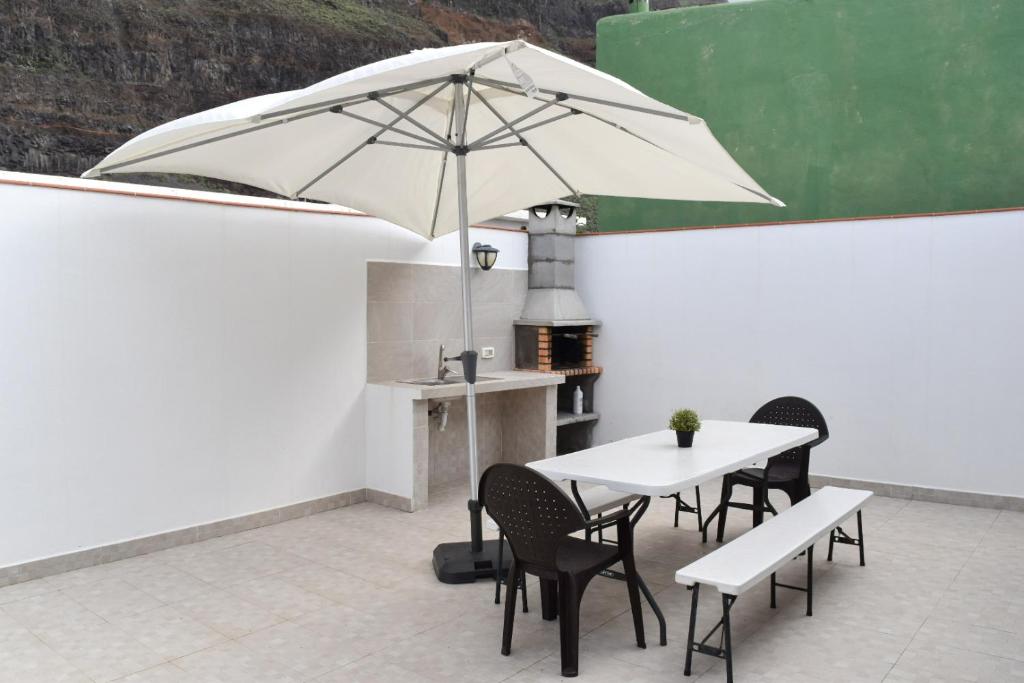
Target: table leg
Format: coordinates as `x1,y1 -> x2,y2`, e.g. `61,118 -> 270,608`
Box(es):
593,495 -> 668,646
636,572 -> 667,646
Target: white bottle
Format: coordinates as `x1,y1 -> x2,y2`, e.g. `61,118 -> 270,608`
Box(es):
573,385 -> 584,415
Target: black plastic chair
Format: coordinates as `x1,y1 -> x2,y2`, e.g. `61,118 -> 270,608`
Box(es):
712,397 -> 830,543
480,464 -> 646,678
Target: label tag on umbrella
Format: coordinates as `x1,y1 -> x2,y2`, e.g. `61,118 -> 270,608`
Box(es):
506,56 -> 539,98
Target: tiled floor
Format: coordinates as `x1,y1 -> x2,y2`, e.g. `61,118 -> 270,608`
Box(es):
1,482 -> 1022,682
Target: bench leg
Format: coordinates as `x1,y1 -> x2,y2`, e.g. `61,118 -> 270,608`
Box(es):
829,510 -> 867,566
857,510 -> 866,566
806,545 -> 813,617
684,587 -> 736,682
722,594 -> 735,683
684,583 -> 699,676
769,545 -> 815,616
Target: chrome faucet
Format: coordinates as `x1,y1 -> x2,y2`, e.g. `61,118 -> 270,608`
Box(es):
437,344 -> 459,381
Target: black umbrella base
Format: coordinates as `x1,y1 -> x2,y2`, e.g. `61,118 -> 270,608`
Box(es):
433,539 -> 511,584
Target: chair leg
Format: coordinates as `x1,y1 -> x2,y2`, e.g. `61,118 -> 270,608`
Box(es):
501,560 -> 518,656
752,485 -> 766,528
716,477 -> 732,543
521,573 -> 529,613
540,578 -> 558,621
558,574 -> 581,677
495,529 -> 504,605
695,486 -> 703,531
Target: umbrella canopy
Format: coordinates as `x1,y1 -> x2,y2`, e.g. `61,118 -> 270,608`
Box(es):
84,40 -> 781,239
84,39 -> 783,583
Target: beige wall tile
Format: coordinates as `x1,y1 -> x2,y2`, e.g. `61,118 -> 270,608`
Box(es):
367,262 -> 526,382
366,262 -> 415,303
366,302 -> 413,343
366,341 -> 413,383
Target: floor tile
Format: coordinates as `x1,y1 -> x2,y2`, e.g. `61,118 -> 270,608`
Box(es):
227,573 -> 335,619
62,578 -> 163,620
110,605 -> 225,659
115,662 -> 199,682
171,588 -> 283,639
35,621 -> 166,682
885,642 -> 1024,681
0,638 -> 92,682
174,641 -> 304,683
237,620 -> 371,678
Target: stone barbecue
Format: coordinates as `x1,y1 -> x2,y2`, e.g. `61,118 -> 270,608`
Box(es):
515,201 -> 601,453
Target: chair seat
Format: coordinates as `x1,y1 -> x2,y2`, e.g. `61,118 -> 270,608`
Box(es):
733,463 -> 801,485
555,536 -> 621,574
559,482 -> 639,516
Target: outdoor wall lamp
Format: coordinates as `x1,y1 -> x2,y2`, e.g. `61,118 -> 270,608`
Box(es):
472,243 -> 499,271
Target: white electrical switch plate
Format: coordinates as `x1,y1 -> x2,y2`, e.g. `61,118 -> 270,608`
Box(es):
481,346 -> 495,359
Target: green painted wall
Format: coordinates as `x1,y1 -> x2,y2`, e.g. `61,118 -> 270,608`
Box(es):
595,0 -> 1024,231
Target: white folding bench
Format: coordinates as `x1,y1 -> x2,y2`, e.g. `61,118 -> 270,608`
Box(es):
675,486 -> 872,682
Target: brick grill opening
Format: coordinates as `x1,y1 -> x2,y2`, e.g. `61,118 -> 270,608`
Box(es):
515,324 -> 601,376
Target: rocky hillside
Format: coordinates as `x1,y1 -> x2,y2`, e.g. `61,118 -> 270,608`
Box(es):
0,0 -> 718,189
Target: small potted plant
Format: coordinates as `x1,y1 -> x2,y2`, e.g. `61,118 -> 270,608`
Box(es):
668,409 -> 701,448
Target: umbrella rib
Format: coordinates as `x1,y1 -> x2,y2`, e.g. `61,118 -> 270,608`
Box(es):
473,141 -> 528,151
294,140 -> 372,198
470,85 -> 578,196
373,94 -> 450,146
373,140 -> 440,151
332,108 -> 447,149
475,109 -> 577,148
469,97 -> 561,150
294,81 -> 451,198
256,76 -> 451,122
472,76 -> 693,122
429,94 -> 458,239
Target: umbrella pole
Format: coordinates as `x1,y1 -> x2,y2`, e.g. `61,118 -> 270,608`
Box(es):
432,76 -> 509,583
455,125 -> 482,555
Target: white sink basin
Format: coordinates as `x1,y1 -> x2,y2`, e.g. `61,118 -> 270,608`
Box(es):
399,376 -> 499,386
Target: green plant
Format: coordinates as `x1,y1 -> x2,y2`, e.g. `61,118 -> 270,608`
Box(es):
668,408 -> 701,433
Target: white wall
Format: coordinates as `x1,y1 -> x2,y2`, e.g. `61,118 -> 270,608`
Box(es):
576,210 -> 1024,498
0,172 -> 527,568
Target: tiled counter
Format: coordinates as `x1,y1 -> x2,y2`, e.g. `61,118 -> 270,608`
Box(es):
365,370 -> 563,511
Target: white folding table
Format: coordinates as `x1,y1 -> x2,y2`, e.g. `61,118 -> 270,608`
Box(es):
527,419 -> 819,645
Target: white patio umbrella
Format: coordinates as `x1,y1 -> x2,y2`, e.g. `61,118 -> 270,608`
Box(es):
83,39 -> 782,583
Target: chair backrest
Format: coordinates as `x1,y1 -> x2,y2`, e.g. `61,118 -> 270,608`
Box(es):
750,396 -> 829,476
480,463 -> 587,569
